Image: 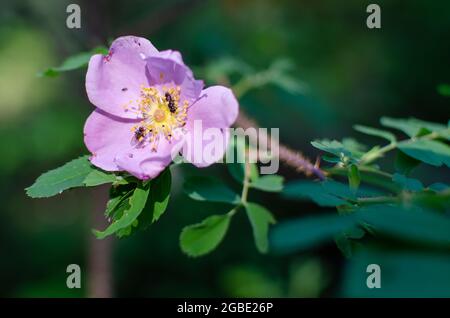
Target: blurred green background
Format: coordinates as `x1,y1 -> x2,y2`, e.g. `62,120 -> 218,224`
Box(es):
0,0 -> 449,297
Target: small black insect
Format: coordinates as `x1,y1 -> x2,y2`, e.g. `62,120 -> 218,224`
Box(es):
134,126 -> 146,140
165,92 -> 177,113
121,87 -> 128,92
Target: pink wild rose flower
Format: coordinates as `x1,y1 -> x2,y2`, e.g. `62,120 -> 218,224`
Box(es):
84,36 -> 239,180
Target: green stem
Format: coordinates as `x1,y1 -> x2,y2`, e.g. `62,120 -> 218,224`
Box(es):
232,77 -> 253,99
232,69 -> 274,99
357,190 -> 450,207
227,206 -> 240,217
241,159 -> 251,204
359,142 -> 397,165
228,156 -> 252,217
327,166 -> 393,179
357,196 -> 400,205
359,131 -> 441,165
325,166 -> 400,193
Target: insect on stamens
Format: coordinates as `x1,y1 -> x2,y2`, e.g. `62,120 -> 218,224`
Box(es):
134,126 -> 147,141
165,92 -> 177,113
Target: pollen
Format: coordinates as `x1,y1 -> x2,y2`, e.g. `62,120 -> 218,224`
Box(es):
128,85 -> 188,151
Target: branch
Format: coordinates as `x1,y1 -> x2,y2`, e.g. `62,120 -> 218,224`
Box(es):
234,110 -> 326,180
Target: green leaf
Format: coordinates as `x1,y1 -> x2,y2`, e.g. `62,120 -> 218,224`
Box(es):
334,233 -> 356,259
147,168 -> 171,223
348,165 -> 361,191
409,191 -> 450,211
326,166 -> 399,193
26,155 -> 122,198
38,46 -> 108,77
398,139 -> 450,168
105,193 -> 131,220
381,117 -> 418,137
245,203 -> 276,253
105,184 -> 135,218
94,182 -> 150,239
322,155 -> 341,164
116,219 -> 139,238
325,180 -> 381,198
283,180 -> 350,207
183,176 -> 240,204
26,156 -> 95,198
311,139 -> 360,163
311,139 -> 351,158
284,181 -> 346,207
381,117 -> 449,139
102,169 -> 171,238
250,175 -> 284,192
341,226 -> 365,241
359,205 -> 450,247
342,138 -> 367,157
271,213 -> 358,253
392,173 -> 424,192
284,179 -> 382,207
180,214 -> 231,257
83,169 -> 118,187
354,125 -> 396,143
394,151 -> 421,175
428,183 -> 449,192
409,189 -> 450,213
272,205 -> 450,254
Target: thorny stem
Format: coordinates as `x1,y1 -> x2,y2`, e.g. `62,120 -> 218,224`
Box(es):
225,69 -> 326,180
232,66 -> 444,179
234,110 -> 326,180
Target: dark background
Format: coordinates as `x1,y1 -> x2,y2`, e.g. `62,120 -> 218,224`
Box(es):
0,0 -> 449,297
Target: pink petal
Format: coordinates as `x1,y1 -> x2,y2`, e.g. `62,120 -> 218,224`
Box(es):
187,86 -> 239,129
85,36 -> 158,119
145,50 -> 203,102
84,109 -> 176,179
182,86 -> 239,167
114,137 -> 175,180
84,109 -> 139,171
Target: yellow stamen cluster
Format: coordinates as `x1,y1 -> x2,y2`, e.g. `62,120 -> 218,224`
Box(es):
127,85 -> 188,151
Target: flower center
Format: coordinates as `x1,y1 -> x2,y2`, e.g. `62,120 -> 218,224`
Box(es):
125,85 -> 189,151
153,109 -> 166,122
